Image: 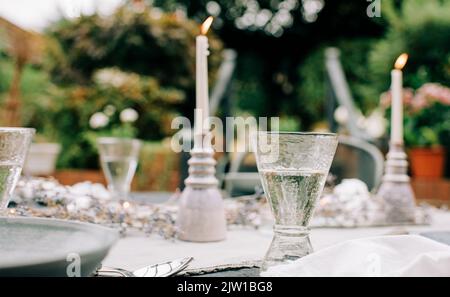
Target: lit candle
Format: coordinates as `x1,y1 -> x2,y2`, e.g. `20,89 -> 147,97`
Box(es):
390,53 -> 408,144
195,16 -> 213,137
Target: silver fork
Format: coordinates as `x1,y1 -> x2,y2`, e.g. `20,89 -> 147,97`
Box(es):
95,257 -> 193,277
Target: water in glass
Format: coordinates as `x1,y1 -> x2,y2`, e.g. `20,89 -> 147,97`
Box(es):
253,132 -> 338,274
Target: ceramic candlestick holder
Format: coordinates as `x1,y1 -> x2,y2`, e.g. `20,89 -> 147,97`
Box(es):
176,133 -> 227,242
377,142 -> 416,224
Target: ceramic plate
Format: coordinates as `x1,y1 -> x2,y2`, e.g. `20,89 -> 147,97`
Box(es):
421,231 -> 450,246
0,217 -> 118,276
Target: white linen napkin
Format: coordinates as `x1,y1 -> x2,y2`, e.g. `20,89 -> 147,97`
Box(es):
261,235 -> 450,277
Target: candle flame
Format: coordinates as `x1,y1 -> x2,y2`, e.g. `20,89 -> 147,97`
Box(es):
200,16 -> 214,35
394,53 -> 408,70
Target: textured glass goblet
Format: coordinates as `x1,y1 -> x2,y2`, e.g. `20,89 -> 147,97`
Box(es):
0,128 -> 35,211
253,132 -> 338,274
97,137 -> 141,200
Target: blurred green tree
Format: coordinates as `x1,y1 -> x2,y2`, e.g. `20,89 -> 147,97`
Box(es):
296,39 -> 378,127
46,4 -> 223,119
43,4 -> 224,168
369,0 -> 450,93
150,0 -> 386,127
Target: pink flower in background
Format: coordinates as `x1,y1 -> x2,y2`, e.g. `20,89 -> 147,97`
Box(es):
380,83 -> 450,113
379,88 -> 414,109
412,83 -> 450,111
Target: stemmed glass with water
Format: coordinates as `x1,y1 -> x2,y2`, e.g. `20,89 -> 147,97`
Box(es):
97,137 -> 141,200
253,131 -> 338,275
0,128 -> 34,212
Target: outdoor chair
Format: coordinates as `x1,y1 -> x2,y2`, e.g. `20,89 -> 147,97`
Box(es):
325,47 -> 377,143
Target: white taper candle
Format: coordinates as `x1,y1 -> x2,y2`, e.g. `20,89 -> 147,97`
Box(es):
391,69 -> 403,144
195,35 -> 210,136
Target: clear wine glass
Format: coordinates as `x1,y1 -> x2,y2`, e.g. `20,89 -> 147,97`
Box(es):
97,137 -> 141,200
0,127 -> 35,211
253,131 -> 338,275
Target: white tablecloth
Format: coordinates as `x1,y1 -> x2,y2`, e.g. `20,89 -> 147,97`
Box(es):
103,209 -> 450,271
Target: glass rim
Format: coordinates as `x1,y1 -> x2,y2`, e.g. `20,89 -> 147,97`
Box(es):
0,127 -> 35,134
256,131 -> 337,137
97,136 -> 142,145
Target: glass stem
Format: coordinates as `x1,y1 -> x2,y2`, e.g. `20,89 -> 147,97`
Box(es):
261,225 -> 313,273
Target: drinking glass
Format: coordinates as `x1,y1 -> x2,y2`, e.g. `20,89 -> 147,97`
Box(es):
0,127 -> 35,211
97,137 -> 141,200
253,131 -> 338,274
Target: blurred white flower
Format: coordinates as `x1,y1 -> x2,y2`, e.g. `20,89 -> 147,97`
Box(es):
334,106 -> 349,124
356,113 -> 367,129
94,68 -> 129,88
103,105 -> 116,117
364,109 -> 387,139
334,179 -> 370,204
150,7 -> 163,19
89,112 -> 109,129
120,108 -> 139,123
70,182 -> 111,200
67,196 -> 92,213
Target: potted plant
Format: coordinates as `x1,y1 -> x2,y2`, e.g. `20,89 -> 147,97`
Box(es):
21,85 -> 65,176
403,83 -> 450,178
23,135 -> 62,176
381,83 -> 449,178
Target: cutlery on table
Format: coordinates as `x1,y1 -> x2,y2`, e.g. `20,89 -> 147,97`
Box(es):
95,257 -> 193,277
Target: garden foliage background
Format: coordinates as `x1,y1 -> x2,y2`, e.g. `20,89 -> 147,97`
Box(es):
0,0 -> 449,180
